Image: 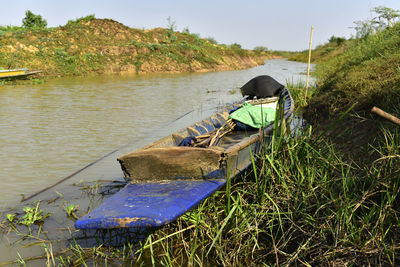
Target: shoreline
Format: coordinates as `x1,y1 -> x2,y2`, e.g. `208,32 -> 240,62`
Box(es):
1,18 -> 278,83
1,55 -> 283,85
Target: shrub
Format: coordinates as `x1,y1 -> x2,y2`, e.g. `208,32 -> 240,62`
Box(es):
205,37 -> 218,44
166,16 -> 177,31
22,10 -> 47,29
254,46 -> 269,52
328,36 -> 346,45
66,14 -> 96,26
229,43 -> 242,49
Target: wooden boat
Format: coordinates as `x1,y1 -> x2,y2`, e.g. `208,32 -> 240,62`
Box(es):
75,76 -> 294,229
0,68 -> 41,79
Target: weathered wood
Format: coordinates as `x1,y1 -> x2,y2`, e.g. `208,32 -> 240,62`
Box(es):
371,106 -> 400,126
118,146 -> 225,180
225,134 -> 260,156
246,97 -> 279,106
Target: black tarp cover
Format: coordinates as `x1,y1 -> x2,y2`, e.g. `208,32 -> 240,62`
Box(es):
240,75 -> 284,98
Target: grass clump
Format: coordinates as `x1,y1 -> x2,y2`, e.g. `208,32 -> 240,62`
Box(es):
287,36 -> 350,64
66,14 -> 96,27
312,22 -> 400,111
286,80 -> 315,109
131,72 -> 400,265
132,116 -> 400,266
302,21 -> 400,166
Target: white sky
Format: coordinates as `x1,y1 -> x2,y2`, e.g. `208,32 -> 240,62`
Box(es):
2,0 -> 400,51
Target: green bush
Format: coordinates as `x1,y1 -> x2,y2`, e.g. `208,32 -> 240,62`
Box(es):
205,37 -> 218,44
254,46 -> 269,52
22,10 -> 47,29
66,14 -> 96,27
328,36 -> 346,45
229,43 -> 242,49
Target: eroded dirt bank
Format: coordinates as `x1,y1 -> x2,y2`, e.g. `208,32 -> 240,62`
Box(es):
0,18 -> 276,78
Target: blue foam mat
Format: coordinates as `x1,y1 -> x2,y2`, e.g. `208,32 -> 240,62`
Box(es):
75,179 -> 226,229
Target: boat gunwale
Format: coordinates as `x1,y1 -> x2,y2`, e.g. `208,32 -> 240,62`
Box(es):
117,88 -> 293,180
126,88 -> 292,154
225,88 -> 294,155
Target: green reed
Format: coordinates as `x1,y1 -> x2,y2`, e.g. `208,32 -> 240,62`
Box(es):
133,105 -> 400,265
6,85 -> 399,265
10,118 -> 396,266
285,79 -> 315,110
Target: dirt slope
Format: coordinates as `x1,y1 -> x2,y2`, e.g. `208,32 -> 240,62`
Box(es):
0,18 -> 272,77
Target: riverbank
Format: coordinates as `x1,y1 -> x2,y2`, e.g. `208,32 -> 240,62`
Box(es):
304,22 -> 400,164
0,16 -> 273,80
2,14 -> 399,265
280,20 -> 400,265
132,22 -> 400,266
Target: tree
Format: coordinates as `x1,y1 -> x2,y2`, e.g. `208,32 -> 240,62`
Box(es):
166,16 -> 177,31
352,6 -> 400,38
352,19 -> 375,38
22,10 -> 47,29
372,6 -> 400,27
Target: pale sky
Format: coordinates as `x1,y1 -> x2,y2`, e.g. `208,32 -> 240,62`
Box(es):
2,0 -> 400,51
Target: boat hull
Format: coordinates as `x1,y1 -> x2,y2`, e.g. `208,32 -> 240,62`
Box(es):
0,69 -> 41,79
75,88 -> 294,229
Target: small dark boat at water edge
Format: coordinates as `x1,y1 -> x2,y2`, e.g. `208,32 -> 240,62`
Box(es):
75,76 -> 294,229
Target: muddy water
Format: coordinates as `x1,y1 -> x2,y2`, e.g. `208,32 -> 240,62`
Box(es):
0,59 -> 313,264
0,59 -> 312,205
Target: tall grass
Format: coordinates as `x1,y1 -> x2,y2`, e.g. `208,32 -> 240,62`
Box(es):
311,22 -> 400,113
285,80 -> 315,110
133,98 -> 400,266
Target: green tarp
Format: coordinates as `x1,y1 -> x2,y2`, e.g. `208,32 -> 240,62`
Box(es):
229,102 -> 276,129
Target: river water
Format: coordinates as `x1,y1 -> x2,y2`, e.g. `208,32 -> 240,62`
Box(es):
0,59 -> 312,206
0,59 -> 314,264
